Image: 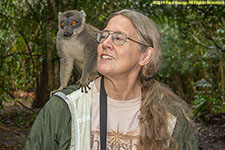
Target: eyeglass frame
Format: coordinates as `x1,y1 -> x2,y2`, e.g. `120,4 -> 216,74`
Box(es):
96,30 -> 150,48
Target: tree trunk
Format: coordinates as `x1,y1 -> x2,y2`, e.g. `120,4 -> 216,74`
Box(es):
54,0 -> 60,88
55,0 -> 60,13
33,59 -> 49,108
32,0 -> 55,108
46,0 -> 54,93
218,49 -> 224,102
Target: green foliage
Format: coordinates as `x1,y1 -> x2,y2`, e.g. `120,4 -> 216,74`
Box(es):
0,0 -> 224,118
0,0 -> 44,107
193,79 -> 225,118
156,5 -> 225,117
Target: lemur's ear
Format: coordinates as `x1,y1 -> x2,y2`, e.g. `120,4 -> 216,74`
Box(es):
58,12 -> 62,19
80,10 -> 86,18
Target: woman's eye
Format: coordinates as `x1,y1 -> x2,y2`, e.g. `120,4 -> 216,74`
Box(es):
101,35 -> 107,39
116,37 -> 123,41
71,21 -> 76,26
101,33 -> 109,39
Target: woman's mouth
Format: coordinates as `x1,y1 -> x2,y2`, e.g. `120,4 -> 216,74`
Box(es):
101,54 -> 114,60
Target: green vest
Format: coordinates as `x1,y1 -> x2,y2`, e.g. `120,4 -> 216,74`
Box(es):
23,83 -> 198,150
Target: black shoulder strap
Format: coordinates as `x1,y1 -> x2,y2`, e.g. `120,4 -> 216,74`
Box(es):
100,76 -> 107,150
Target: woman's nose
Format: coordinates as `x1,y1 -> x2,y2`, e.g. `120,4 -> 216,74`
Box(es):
102,35 -> 113,50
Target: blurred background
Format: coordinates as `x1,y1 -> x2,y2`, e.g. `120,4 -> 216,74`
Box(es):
0,0 -> 224,149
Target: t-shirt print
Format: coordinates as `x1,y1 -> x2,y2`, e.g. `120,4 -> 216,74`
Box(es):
91,125 -> 139,150
91,82 -> 141,150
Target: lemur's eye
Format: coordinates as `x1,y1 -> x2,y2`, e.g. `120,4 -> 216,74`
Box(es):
71,21 -> 76,26
60,22 -> 65,27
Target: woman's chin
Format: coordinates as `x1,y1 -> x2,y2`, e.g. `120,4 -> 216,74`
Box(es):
97,65 -> 113,77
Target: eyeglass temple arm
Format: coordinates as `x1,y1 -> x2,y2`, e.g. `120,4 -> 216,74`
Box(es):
127,38 -> 150,47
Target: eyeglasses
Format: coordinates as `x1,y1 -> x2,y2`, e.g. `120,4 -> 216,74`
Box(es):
96,30 -> 150,47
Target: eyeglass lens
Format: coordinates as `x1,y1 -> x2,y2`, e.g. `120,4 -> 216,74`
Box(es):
97,30 -> 150,48
97,31 -> 127,46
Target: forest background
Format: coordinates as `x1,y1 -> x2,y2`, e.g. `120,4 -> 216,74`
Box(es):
0,0 -> 224,149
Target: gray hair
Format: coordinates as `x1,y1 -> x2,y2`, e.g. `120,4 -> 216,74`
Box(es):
109,9 -> 163,78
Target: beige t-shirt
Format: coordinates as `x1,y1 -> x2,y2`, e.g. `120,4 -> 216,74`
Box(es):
91,82 -> 141,150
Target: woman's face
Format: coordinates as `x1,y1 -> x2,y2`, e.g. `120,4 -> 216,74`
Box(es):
97,15 -> 144,78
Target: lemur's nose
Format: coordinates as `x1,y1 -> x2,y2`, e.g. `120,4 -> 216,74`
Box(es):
64,32 -> 73,37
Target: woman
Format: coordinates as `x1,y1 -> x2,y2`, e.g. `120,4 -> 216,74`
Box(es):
23,9 -> 198,150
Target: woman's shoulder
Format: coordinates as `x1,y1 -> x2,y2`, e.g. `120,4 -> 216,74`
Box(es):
46,82 -> 93,111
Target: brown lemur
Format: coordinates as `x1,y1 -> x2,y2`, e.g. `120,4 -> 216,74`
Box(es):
52,10 -> 99,94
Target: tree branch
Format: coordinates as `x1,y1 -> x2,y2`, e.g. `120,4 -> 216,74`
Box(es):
0,125 -> 20,136
15,100 -> 34,112
25,0 -> 40,22
0,87 -> 34,112
18,30 -> 37,67
207,36 -> 225,53
192,34 -> 225,53
191,34 -> 213,49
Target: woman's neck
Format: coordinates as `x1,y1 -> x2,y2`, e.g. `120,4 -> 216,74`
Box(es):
95,76 -> 142,101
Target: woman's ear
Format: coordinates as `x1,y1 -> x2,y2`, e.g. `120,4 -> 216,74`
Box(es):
139,47 -> 154,66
